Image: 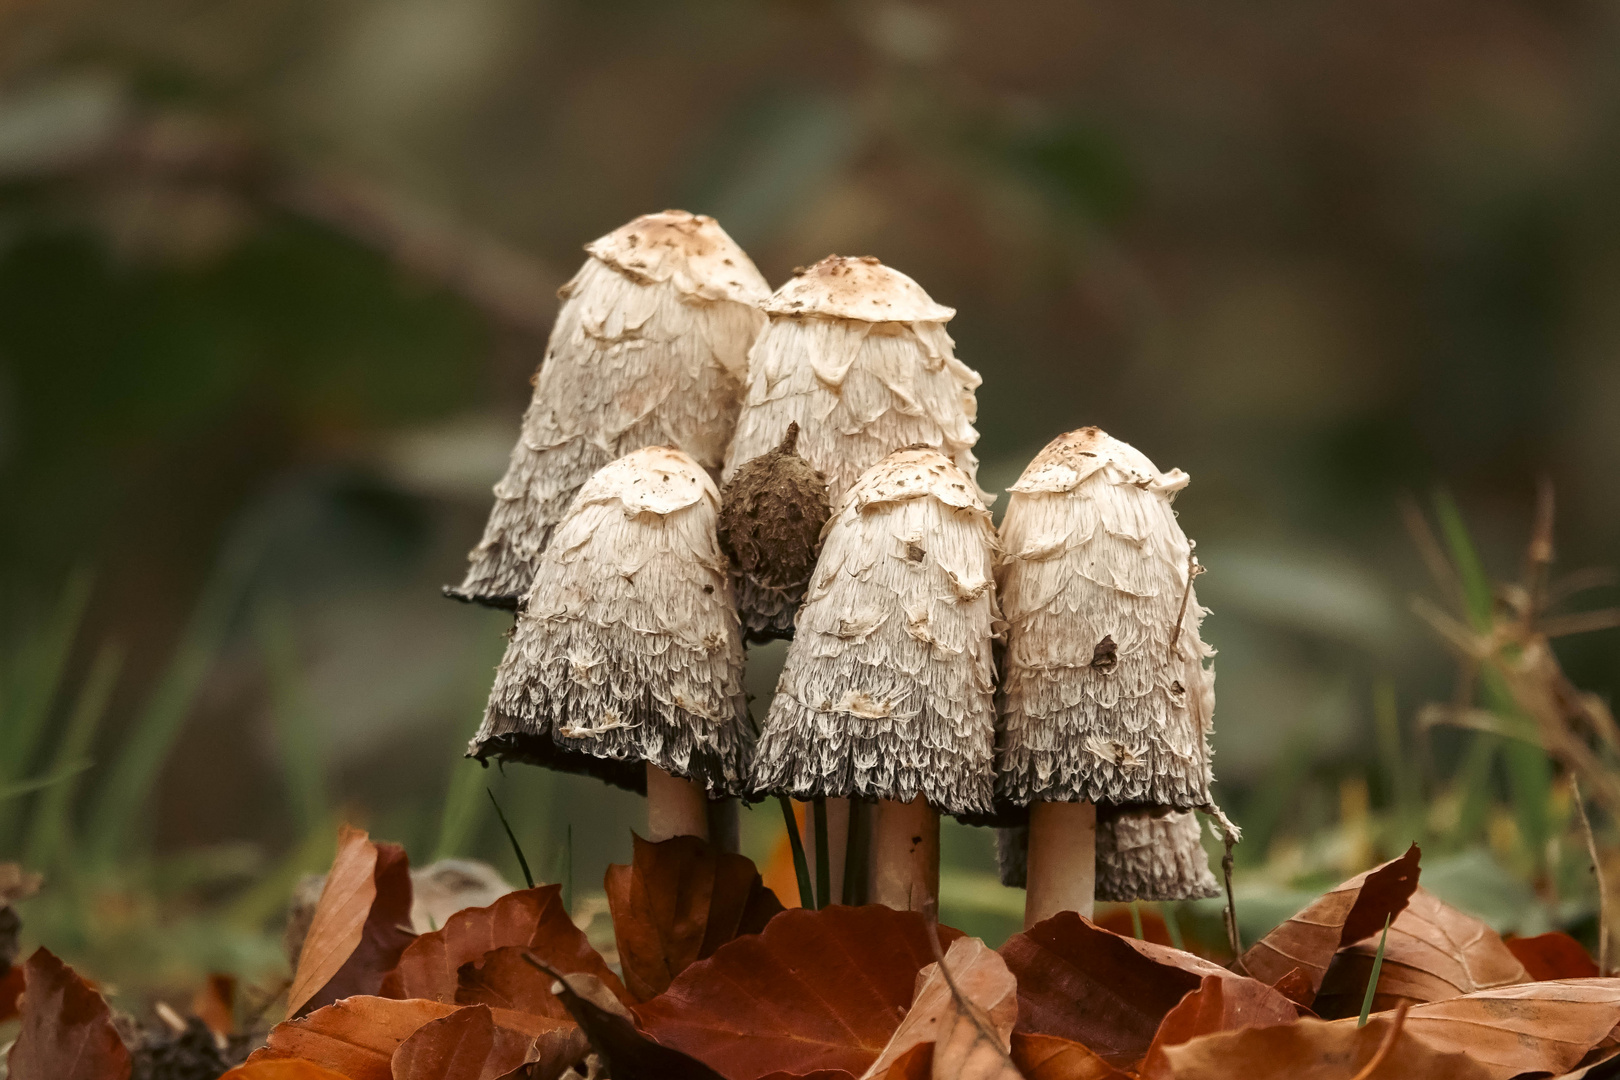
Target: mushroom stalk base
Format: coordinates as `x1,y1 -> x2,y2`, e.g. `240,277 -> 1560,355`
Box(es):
869,796 -> 939,913
803,797 -> 850,907
1024,800 -> 1097,928
646,764 -> 709,842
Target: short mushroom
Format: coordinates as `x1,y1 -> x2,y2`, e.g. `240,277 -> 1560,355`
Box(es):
470,445 -> 750,842
995,427 -> 1217,927
749,446 -> 1001,911
722,255 -> 989,509
717,422 -> 832,642
449,210 -> 769,609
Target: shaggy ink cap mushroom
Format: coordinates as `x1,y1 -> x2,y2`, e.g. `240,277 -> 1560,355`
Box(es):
717,422 -> 832,642
469,445 -> 751,796
994,806 -> 1220,902
722,255 -> 990,511
449,210 -> 768,608
995,427 -> 1215,810
748,445 -> 1002,820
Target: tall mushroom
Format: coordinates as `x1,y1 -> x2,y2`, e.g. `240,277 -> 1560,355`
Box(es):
722,255 -> 988,509
749,446 -> 1001,911
449,210 -> 769,609
995,427 -> 1217,928
995,806 -> 1220,903
469,445 -> 750,842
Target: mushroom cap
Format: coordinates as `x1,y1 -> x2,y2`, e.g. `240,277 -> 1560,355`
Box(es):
470,446 -> 750,795
995,427 -> 1215,809
993,805 -> 1221,902
748,446 -> 1001,819
586,210 -> 769,305
718,424 -> 832,641
764,255 -> 955,323
449,213 -> 765,608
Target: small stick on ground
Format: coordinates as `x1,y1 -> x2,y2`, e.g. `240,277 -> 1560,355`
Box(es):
1573,778 -> 1610,975
923,906 -> 1021,1077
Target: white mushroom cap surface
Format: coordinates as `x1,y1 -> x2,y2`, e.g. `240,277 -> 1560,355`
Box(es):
470,446 -> 751,794
450,210 -> 768,607
995,427 -> 1215,809
722,255 -> 988,511
748,446 -> 1001,818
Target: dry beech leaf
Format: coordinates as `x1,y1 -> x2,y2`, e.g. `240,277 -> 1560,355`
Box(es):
1137,974 -> 1301,1079
606,833 -> 784,1002
458,945 -> 573,1017
1506,932 -> 1600,980
860,937 -> 1017,1080
246,995 -> 459,1080
1000,911 -> 1242,1068
1160,1010 -> 1493,1079
1233,844 -> 1421,1001
5,947 -> 132,1080
219,1061 -> 352,1080
381,885 -> 626,1005
193,972 -> 237,1038
1009,1032 -> 1130,1080
1394,979 -> 1620,1080
0,962 -> 24,1023
1313,887 -> 1528,1017
544,966 -> 727,1080
287,825 -> 416,1018
862,1042 -> 933,1080
390,1001 -> 587,1080
633,905 -> 964,1080
1268,967 -> 1315,1008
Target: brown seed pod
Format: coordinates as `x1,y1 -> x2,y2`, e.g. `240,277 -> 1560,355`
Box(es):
716,422 -> 832,641
469,446 -> 751,795
722,255 -> 989,510
448,210 -> 768,609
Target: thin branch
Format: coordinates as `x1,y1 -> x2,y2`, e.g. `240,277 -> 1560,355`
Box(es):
1537,609 -> 1620,639
1167,544 -> 1203,661
1399,494 -> 1464,606
923,906 -> 1023,1077
1572,780 -> 1609,976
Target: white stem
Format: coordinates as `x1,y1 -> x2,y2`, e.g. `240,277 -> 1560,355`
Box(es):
1024,800 -> 1096,929
645,763 -> 708,842
869,795 -> 939,912
802,797 -> 851,906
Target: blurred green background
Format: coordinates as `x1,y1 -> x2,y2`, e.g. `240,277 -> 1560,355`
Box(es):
2,0 -> 1618,1008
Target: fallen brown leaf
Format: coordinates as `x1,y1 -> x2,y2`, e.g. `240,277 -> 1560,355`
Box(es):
1009,1033 -> 1130,1080
860,937 -> 1017,1080
1395,979 -> 1620,1080
1233,844 -> 1421,1002
390,1001 -> 586,1080
287,825 -> 416,1018
540,963 -> 728,1080
219,1060 -> 352,1079
1000,911 -> 1240,1068
247,995 -> 459,1080
1506,932 -> 1600,980
0,962 -> 23,1023
382,885 -> 626,1006
862,1042 -> 933,1080
633,905 -> 964,1080
458,944 -> 573,1018
606,833 -> 784,1002
5,947 -> 132,1080
1160,1009 -> 1492,1079
193,972 -> 237,1037
1137,974 -> 1301,1079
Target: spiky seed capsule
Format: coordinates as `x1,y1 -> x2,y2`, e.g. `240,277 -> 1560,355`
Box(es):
449,210 -> 768,608
995,427 -> 1216,809
469,445 -> 750,795
748,446 -> 1001,819
722,255 -> 990,510
717,423 -> 832,642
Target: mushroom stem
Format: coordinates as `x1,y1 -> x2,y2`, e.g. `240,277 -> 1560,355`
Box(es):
803,796 -> 850,907
646,764 -> 709,841
1024,800 -> 1097,928
869,795 -> 939,912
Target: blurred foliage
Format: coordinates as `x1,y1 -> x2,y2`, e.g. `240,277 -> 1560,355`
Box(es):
0,0 -> 1617,1008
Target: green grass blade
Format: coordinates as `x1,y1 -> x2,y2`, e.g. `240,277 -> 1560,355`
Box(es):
257,601 -> 329,837
0,760 -> 93,801
1358,914 -> 1393,1027
1433,490 -> 1492,630
812,796 -> 830,910
487,788 -> 534,889
433,757 -> 489,862
0,570 -> 93,847
1161,902 -> 1185,950
778,796 -> 815,910
26,643 -> 122,871
1373,678 -> 1423,845
87,528 -> 262,863
1129,902 -> 1145,940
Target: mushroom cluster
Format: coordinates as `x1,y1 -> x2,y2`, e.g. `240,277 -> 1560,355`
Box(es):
454,214 -> 1232,919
